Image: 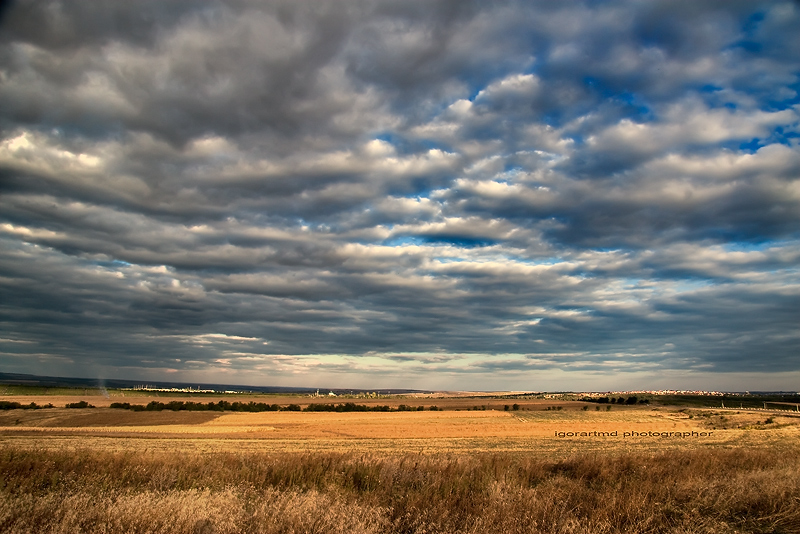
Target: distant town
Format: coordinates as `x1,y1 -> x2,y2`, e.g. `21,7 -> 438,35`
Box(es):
1,372 -> 798,400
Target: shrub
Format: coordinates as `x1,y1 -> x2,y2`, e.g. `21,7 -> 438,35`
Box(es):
0,401 -> 52,410
65,401 -> 94,409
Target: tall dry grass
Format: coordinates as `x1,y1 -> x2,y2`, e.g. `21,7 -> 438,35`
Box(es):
1,446 -> 798,533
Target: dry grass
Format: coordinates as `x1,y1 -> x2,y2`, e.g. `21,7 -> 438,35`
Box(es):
0,486 -> 387,534
2,400 -> 799,532
1,446 -> 799,533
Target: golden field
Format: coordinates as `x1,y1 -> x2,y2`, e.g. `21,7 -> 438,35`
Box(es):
1,393 -> 798,454
1,393 -> 799,533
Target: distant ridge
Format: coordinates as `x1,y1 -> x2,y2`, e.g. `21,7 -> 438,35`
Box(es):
0,371 -> 426,395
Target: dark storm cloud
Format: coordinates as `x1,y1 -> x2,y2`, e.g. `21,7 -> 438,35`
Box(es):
0,1 -> 367,145
1,0 -> 798,390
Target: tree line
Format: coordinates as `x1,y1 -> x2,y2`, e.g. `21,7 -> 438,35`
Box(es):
110,401 -> 440,413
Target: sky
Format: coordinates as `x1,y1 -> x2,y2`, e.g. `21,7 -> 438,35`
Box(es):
0,0 -> 799,392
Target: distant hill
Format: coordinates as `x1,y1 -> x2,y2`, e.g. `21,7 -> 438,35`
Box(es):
0,372 -> 425,395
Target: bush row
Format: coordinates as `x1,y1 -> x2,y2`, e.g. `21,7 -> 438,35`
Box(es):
109,401 -> 441,413
110,401 -> 298,412
580,396 -> 649,405
0,401 -> 54,410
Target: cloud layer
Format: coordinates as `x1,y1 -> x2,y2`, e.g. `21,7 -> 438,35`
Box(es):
1,0 -> 799,391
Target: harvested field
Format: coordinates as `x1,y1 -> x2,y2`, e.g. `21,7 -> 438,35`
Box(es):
2,394 -> 799,533
1,396 -> 798,454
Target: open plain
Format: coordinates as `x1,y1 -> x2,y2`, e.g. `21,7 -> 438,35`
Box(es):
2,392 -> 799,533
1,392 -> 798,455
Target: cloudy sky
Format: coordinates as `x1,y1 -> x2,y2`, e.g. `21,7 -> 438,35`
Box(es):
1,1 -> 798,392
